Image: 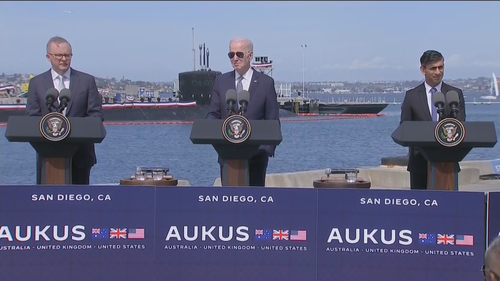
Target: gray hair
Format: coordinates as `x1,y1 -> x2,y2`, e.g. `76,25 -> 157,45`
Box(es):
486,236 -> 500,267
229,37 -> 253,53
46,36 -> 72,53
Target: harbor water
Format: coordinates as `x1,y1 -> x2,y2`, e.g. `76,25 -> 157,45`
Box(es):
1,92 -> 499,186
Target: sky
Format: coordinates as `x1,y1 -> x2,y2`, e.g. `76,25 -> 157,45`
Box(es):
1,1 -> 499,82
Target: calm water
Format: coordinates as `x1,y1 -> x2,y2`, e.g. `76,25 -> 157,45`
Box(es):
1,92 -> 499,186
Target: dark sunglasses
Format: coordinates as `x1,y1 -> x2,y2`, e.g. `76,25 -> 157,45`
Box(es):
228,52 -> 245,59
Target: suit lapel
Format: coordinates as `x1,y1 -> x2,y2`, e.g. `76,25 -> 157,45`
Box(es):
248,69 -> 260,97
440,82 -> 451,114
228,70 -> 236,90
42,70 -> 55,93
440,82 -> 449,94
417,83 -> 432,121
41,70 -> 58,108
66,68 -> 79,115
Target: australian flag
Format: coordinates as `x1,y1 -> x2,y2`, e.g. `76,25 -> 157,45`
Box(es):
92,228 -> 109,239
419,233 -> 436,244
255,229 -> 272,241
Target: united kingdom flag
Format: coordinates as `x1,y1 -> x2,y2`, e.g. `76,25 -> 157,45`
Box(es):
272,229 -> 289,240
437,234 -> 454,245
110,228 -> 127,239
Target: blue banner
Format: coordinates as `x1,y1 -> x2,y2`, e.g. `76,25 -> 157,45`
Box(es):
487,191 -> 500,245
317,189 -> 486,281
0,185 -> 487,280
154,186 -> 317,280
0,185 -> 156,280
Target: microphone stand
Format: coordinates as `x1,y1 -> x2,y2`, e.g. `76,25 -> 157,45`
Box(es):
227,102 -> 234,116
238,104 -> 247,116
449,107 -> 458,119
46,99 -> 55,113
437,107 -> 444,121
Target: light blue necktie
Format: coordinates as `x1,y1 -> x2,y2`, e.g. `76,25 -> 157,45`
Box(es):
430,87 -> 437,121
236,76 -> 243,109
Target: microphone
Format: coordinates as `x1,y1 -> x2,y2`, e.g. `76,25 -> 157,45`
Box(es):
237,90 -> 250,115
225,89 -> 237,115
431,91 -> 446,121
45,88 -> 59,112
445,90 -> 460,118
58,88 -> 71,113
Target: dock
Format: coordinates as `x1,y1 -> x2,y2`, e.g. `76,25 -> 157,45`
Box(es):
208,159 -> 500,192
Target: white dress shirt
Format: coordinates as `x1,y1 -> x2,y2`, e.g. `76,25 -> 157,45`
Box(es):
235,67 -> 253,91
50,68 -> 71,115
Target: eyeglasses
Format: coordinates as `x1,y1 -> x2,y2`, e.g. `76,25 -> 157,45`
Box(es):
49,53 -> 73,60
482,265 -> 500,280
228,52 -> 245,59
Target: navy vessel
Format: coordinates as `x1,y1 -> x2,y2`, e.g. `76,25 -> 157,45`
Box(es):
0,35 -> 387,123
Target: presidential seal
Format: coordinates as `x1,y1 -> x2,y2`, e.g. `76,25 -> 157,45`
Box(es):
434,118 -> 465,147
222,115 -> 252,144
39,112 -> 71,142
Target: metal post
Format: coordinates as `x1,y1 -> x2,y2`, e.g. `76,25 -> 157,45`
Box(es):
301,44 -> 307,98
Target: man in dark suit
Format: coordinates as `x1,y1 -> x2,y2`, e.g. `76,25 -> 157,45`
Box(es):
400,50 -> 466,189
26,36 -> 103,185
206,37 -> 280,186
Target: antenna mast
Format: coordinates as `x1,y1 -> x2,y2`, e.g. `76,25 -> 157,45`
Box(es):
192,28 -> 195,71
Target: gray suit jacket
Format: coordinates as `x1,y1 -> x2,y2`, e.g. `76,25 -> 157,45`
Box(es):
206,69 -> 280,157
400,82 -> 466,171
26,68 -> 103,167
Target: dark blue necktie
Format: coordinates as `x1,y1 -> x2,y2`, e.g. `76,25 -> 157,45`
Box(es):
430,87 -> 437,121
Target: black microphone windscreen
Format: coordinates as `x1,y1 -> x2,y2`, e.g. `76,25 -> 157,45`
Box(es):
59,88 -> 72,100
238,90 -> 250,104
225,89 -> 237,103
432,91 -> 445,107
445,90 -> 460,105
46,88 -> 59,100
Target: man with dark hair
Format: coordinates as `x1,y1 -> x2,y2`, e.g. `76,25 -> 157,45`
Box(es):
206,37 -> 280,187
483,236 -> 500,281
400,50 -> 466,189
26,36 -> 103,185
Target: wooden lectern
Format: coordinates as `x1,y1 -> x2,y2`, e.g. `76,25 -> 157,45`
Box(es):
190,116 -> 282,186
4,115 -> 106,185
392,120 -> 497,190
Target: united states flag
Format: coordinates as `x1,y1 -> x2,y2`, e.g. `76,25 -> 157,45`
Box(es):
128,228 -> 145,239
455,235 -> 473,246
290,230 -> 307,241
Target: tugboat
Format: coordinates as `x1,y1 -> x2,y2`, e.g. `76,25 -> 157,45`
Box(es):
257,56 -> 387,115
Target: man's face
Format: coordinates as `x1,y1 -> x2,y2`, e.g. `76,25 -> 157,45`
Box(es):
46,42 -> 72,74
228,41 -> 252,74
420,58 -> 444,87
484,260 -> 500,281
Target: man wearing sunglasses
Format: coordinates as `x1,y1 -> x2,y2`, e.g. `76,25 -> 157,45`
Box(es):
26,36 -> 103,185
483,236 -> 500,281
206,37 -> 280,187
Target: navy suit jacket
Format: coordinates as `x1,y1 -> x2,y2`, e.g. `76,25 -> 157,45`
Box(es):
26,68 -> 104,168
400,82 -> 466,172
206,69 -> 280,157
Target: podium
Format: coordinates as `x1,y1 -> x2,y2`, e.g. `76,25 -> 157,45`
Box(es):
4,115 -> 106,185
392,120 -> 497,190
190,117 -> 282,186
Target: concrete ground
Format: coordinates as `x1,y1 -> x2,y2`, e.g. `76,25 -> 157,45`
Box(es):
209,159 -> 500,192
